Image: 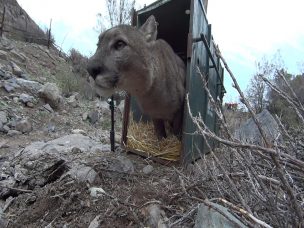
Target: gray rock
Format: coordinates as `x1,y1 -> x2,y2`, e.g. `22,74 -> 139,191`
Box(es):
82,112 -> 88,121
7,119 -> 16,128
15,119 -> 32,133
20,73 -> 29,80
10,50 -> 27,63
117,156 -> 134,173
19,93 -> 35,104
13,97 -> 19,103
3,134 -> 104,191
0,215 -> 8,228
143,165 -> 154,175
42,103 -> 54,113
15,78 -> 42,94
89,187 -> 106,198
90,144 -> 111,153
194,202 -> 247,228
66,93 -> 78,107
26,102 -> 34,108
46,123 -> 56,133
10,62 -> 23,77
234,109 -> 282,146
3,78 -> 20,92
38,83 -> 63,109
7,130 -> 22,136
88,110 -> 99,124
3,83 -> 14,93
88,215 -> 102,228
0,111 -> 7,124
71,129 -> 86,135
0,50 -> 8,61
66,165 -> 98,184
0,69 -> 10,80
0,125 -> 10,133
94,100 -> 111,116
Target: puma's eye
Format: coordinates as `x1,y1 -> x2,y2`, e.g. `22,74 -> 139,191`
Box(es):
114,40 -> 126,50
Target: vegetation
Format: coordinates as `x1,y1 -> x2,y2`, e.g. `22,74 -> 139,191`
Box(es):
95,0 -> 136,32
68,48 -> 89,78
54,63 -> 87,97
184,47 -> 304,227
245,54 -> 304,127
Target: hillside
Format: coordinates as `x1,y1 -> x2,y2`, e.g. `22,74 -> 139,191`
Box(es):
0,33 -> 181,227
0,0 -> 48,45
0,1 -> 303,227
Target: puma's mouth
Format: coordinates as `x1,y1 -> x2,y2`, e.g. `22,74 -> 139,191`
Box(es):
91,74 -> 120,98
95,74 -> 119,88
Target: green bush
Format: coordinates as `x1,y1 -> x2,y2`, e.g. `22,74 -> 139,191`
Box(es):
54,64 -> 83,96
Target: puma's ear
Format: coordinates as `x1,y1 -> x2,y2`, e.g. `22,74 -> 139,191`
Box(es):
140,15 -> 158,42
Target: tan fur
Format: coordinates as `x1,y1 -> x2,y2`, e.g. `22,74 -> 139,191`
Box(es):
87,16 -> 185,138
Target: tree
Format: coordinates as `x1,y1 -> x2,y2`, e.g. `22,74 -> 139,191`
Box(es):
245,52 -> 287,114
245,73 -> 267,113
95,0 -> 135,32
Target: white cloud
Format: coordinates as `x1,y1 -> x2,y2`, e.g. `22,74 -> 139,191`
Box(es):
208,0 -> 304,66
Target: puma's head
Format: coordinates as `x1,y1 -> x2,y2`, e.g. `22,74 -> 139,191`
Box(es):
87,16 -> 158,98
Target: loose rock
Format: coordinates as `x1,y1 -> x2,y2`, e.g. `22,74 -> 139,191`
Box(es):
88,215 -> 102,228
38,82 -> 63,109
89,187 -> 106,198
66,165 -> 98,184
42,103 -> 54,113
16,78 -> 42,94
143,165 -> 154,175
0,111 -> 7,124
15,119 -> 32,133
10,62 -> 23,77
0,50 -> 8,61
7,130 -> 22,136
19,93 -> 35,105
88,110 -> 99,124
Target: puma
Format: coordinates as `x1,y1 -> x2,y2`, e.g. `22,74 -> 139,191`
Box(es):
87,15 -> 185,139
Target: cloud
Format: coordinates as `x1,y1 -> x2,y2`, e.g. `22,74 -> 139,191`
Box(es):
208,0 -> 304,65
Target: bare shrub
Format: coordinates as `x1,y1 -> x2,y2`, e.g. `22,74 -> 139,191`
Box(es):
171,49 -> 304,227
68,48 -> 89,78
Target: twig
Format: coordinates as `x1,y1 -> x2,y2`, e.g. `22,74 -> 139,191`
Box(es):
216,46 -> 304,225
168,205 -> 198,227
140,200 -> 162,208
0,185 -> 33,193
3,197 -> 15,213
211,198 -> 273,228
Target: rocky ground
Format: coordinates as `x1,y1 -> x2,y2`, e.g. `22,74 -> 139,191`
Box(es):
0,37 -> 180,227
0,37 -> 241,228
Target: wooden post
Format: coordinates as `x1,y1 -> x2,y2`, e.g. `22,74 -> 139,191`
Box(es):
47,19 -> 52,49
0,6 -> 6,38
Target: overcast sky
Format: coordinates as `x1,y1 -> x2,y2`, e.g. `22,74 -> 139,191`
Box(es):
17,0 -> 304,102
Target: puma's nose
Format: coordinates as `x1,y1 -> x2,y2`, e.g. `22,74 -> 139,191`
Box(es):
87,65 -> 102,80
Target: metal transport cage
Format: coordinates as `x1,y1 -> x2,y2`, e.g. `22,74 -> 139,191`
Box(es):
122,0 -> 225,165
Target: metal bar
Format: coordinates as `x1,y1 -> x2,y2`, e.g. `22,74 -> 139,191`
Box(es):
121,94 -> 131,146
192,33 -> 224,87
109,96 -> 115,152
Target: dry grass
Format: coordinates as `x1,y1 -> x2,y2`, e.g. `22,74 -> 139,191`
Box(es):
126,117 -> 181,161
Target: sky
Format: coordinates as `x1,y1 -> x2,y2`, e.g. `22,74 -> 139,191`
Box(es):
17,0 -> 304,102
